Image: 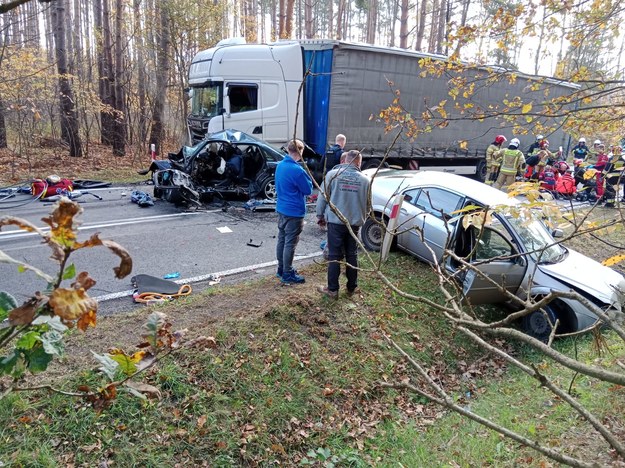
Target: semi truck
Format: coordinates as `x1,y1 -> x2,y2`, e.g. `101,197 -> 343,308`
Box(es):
186,38 -> 575,181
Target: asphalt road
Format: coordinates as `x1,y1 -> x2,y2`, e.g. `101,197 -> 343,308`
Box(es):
0,185 -> 325,313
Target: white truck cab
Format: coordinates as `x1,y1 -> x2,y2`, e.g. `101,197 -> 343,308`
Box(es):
187,38 -> 304,146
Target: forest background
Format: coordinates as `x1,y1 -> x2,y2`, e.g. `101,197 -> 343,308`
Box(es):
0,0 -> 624,175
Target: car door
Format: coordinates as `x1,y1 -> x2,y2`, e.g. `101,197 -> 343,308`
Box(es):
461,223 -> 527,305
396,187 -> 464,264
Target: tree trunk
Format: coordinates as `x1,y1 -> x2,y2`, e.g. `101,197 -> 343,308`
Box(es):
428,0 -> 439,53
284,0 -> 294,38
415,0 -> 427,51
278,0 -> 285,38
101,0 -> 115,146
112,0 -> 126,155
436,0 -> 446,54
0,96 -> 7,148
399,0 -> 409,48
336,0 -> 345,40
133,0 -> 147,143
327,0 -> 333,39
51,0 -> 82,157
304,0 -> 313,38
149,1 -> 170,154
366,0 -> 377,44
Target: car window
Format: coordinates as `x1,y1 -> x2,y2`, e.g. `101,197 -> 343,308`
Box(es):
402,188 -> 421,205
229,85 -> 258,113
414,187 -> 463,219
474,227 -> 514,261
258,145 -> 282,162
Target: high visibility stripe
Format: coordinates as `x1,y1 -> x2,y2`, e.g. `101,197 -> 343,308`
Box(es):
408,160 -> 419,170
390,203 -> 400,219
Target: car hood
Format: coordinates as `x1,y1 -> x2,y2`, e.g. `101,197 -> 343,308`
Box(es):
538,249 -> 625,305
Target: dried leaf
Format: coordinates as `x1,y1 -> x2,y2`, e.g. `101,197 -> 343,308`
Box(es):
124,381 -> 162,400
41,199 -> 82,248
8,298 -> 41,325
72,271 -> 96,291
50,288 -> 97,322
77,310 -> 97,331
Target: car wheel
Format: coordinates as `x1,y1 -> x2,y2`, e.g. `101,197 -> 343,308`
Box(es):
361,216 -> 385,252
521,305 -> 558,342
259,176 -> 277,200
153,187 -> 163,199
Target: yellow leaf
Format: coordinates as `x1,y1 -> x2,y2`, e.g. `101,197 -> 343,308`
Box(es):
50,288 -> 97,322
459,140 -> 468,150
602,254 -> 625,267
522,102 -> 532,114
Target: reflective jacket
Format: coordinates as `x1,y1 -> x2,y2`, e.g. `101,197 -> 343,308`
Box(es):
486,144 -> 500,166
499,149 -> 525,175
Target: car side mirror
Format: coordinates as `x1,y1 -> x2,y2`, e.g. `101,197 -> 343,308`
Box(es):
516,255 -> 527,267
552,228 -> 564,238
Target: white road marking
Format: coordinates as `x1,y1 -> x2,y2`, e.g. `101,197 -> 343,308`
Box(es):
0,211 -> 218,240
93,251 -> 323,303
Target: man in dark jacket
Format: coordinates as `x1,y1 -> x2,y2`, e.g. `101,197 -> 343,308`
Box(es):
316,150 -> 370,299
275,139 -> 313,284
320,134 -> 346,174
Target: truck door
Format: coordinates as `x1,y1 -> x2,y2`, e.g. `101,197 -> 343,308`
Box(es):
221,82 -> 263,138
396,187 -> 464,264
261,80 -> 289,145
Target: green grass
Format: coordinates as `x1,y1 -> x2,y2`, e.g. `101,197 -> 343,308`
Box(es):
1,253 -> 623,466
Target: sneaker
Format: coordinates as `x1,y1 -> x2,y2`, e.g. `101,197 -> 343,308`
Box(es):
281,270 -> 305,284
276,268 -> 283,278
317,286 -> 338,300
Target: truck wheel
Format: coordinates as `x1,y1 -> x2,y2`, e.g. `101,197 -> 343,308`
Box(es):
474,160 -> 487,182
362,159 -> 384,170
259,176 -> 277,200
361,216 -> 385,251
521,304 -> 558,342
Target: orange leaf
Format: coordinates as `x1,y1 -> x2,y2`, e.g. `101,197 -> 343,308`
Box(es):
72,271 -> 96,291
41,199 -> 82,248
50,288 -> 97,321
77,310 -> 97,331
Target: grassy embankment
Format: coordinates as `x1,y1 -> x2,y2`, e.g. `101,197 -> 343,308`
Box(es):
2,247 -> 624,466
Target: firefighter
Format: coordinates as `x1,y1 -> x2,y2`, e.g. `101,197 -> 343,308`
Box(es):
594,143 -> 608,201
527,134 -> 544,156
485,135 -> 507,185
586,139 -> 603,165
571,137 -> 589,162
604,145 -> 623,208
524,139 -> 559,180
494,138 -> 525,191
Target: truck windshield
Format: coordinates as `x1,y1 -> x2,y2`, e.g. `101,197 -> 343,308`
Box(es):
189,84 -> 222,118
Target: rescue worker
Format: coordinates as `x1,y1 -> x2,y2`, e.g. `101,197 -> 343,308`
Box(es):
555,168 -> 576,199
571,137 -> 589,162
539,164 -> 558,193
526,134 -> 544,156
594,143 -> 608,201
494,138 -> 525,191
524,139 -> 558,180
603,145 -> 623,208
485,135 -> 507,185
586,139 -> 603,165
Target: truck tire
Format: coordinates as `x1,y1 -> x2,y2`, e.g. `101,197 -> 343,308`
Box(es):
362,158 -> 384,170
361,216 -> 385,251
259,176 -> 277,200
474,159 -> 487,182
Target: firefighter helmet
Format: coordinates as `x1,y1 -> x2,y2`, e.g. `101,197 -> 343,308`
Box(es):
510,138 -> 520,148
494,135 -> 507,145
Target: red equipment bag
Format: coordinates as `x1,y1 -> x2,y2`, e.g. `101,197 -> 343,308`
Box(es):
31,177 -> 73,198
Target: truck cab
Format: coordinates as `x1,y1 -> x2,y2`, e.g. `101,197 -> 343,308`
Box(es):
187,39 -> 304,146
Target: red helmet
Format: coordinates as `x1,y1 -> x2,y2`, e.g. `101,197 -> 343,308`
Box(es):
539,139 -> 550,149
556,161 -> 569,173
494,135 -> 507,145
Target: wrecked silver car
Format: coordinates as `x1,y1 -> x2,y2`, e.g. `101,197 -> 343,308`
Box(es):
362,169 -> 625,341
147,130 -> 289,205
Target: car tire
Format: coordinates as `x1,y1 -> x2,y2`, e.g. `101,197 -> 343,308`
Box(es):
259,176 -> 277,200
153,187 -> 163,199
521,304 -> 558,342
361,216 -> 385,252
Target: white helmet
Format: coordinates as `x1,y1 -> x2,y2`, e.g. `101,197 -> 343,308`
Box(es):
536,135 -> 544,140
594,139 -> 602,145
578,137 -> 586,143
510,138 -> 520,148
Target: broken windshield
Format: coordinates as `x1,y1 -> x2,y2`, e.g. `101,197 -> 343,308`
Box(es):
505,215 -> 565,264
189,84 -> 222,118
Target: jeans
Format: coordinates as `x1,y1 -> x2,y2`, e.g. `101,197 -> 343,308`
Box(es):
276,214 -> 304,273
327,222 -> 360,292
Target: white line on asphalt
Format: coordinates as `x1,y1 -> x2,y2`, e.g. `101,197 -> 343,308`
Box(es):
93,251 -> 323,303
0,211 -> 218,240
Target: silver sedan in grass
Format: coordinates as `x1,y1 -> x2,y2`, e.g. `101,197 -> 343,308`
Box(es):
361,170 -> 625,341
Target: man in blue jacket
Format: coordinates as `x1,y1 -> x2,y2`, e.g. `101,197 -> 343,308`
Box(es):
275,139 -> 313,284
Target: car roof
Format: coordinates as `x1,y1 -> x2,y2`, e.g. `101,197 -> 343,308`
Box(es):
205,129 -> 286,158
365,169 -> 518,207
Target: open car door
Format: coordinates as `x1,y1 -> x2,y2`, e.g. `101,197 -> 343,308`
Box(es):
457,224 -> 528,305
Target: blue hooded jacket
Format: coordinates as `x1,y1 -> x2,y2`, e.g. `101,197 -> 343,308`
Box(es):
275,156 -> 313,217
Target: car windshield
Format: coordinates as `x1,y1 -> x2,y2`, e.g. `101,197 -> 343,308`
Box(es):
505,215 -> 566,263
189,84 -> 222,118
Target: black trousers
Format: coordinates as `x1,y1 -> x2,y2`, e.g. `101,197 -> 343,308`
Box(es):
327,222 -> 360,292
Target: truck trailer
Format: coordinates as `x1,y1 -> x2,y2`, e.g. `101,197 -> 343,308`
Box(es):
186,38 -> 575,181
